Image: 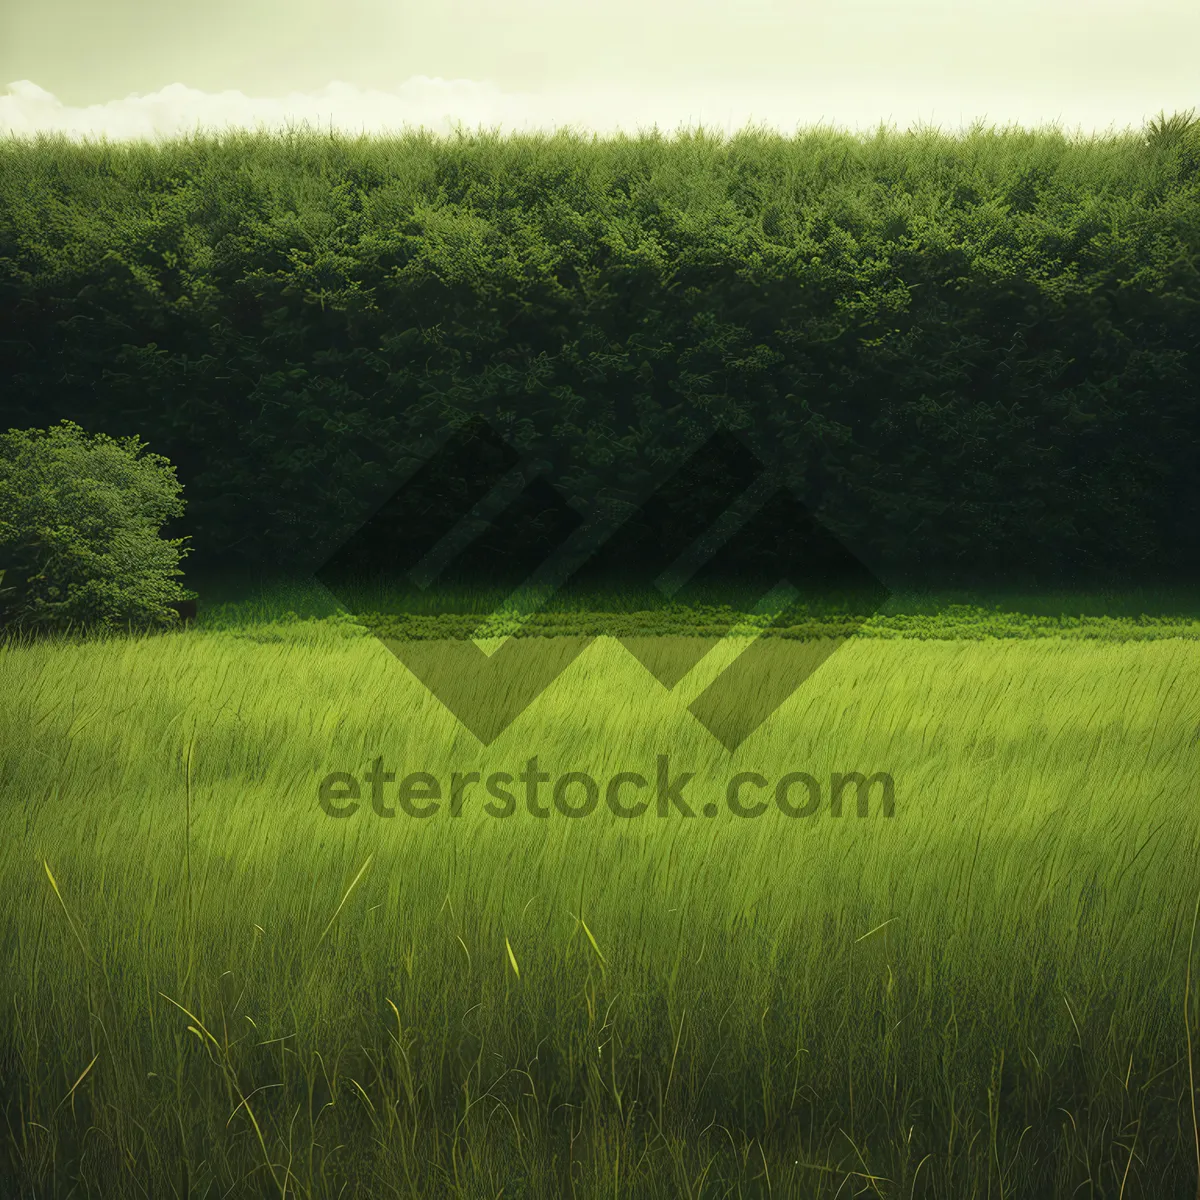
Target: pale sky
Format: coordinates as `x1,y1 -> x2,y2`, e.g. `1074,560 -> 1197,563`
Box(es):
1,0 -> 1198,147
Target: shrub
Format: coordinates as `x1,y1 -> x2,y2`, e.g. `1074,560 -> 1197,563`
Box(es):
0,420 -> 193,639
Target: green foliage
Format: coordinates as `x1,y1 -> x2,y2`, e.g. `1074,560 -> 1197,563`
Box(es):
0,420 -> 192,638
0,115 -> 1198,584
181,575 -> 1200,644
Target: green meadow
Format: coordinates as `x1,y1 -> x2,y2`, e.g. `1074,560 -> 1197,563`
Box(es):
2,580 -> 1200,1198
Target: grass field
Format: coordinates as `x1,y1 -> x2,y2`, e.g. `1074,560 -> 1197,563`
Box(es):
2,578 -> 1199,1198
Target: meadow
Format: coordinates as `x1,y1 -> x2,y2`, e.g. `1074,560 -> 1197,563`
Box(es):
1,579 -> 1199,1198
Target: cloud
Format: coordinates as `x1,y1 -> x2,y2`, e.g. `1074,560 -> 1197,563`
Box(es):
0,76 -> 1159,150
1,76 -> 839,149
0,77 -> 579,147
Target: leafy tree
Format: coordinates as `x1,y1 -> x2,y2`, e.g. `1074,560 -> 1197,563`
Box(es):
0,420 -> 193,638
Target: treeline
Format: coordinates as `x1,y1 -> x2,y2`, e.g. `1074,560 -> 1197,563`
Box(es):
1,113 -> 1198,590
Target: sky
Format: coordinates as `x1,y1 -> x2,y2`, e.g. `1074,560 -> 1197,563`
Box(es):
0,0 -> 1198,149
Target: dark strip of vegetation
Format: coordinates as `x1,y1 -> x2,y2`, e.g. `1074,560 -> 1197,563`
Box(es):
2,113 -> 1198,587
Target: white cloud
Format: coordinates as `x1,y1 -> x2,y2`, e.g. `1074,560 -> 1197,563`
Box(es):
0,77 -> 559,146
0,76 -> 1166,149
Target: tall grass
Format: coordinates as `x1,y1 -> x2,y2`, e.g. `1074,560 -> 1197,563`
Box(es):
1,589 -> 1199,1196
